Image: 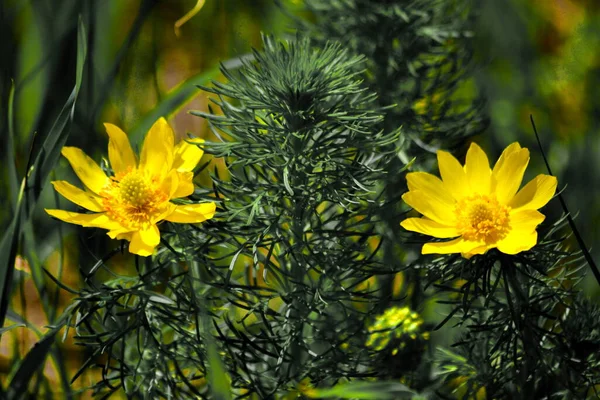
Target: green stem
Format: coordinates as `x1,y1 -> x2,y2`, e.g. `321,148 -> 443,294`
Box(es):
530,115 -> 600,288
286,120 -> 309,380
502,257 -> 537,400
288,205 -> 306,379
373,40 -> 423,311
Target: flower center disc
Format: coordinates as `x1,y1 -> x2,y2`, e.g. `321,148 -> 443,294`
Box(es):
119,173 -> 151,207
101,170 -> 168,229
455,194 -> 510,244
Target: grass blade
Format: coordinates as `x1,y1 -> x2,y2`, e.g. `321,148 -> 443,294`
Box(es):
530,115 -> 600,286
5,324 -> 64,400
0,18 -> 87,331
190,259 -> 232,400
6,82 -> 19,209
202,312 -> 232,400
0,183 -> 25,334
129,54 -> 253,145
303,381 -> 415,399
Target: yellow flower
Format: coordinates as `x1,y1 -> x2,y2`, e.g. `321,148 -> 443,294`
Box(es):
46,118 -> 216,257
400,142 -> 557,258
365,306 -> 428,354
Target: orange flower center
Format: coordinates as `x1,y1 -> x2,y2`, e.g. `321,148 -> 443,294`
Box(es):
455,194 -> 510,244
100,169 -> 169,229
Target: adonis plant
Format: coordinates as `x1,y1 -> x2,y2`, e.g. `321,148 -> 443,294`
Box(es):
2,0 -> 600,399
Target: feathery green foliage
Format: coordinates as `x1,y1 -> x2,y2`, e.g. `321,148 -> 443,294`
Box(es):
195,34 -> 405,394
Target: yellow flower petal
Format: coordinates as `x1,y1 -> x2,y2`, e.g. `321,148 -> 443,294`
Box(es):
107,229 -> 133,241
406,172 -> 454,203
104,123 -> 136,174
172,171 -> 195,198
129,225 -> 160,257
140,118 -> 174,179
402,190 -> 455,225
61,147 -> 108,194
492,146 -> 530,205
422,237 -> 483,255
117,232 -> 133,241
400,217 -> 459,238
510,209 -> 545,230
497,229 -> 538,254
509,174 -> 557,212
464,142 -> 491,195
45,209 -> 118,229
51,181 -> 104,212
160,170 -> 180,199
491,142 -> 521,175
462,244 -> 492,259
165,203 -> 216,223
437,150 -> 469,200
107,227 -> 132,239
173,138 -> 205,172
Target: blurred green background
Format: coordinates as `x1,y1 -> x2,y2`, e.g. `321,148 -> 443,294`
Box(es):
1,0 -> 600,397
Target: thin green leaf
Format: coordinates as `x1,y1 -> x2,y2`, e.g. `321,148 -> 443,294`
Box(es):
189,257 -> 232,400
0,324 -> 25,336
6,324 -> 64,400
147,294 -> 176,306
305,381 -> 416,399
202,314 -> 233,400
283,166 -> 294,196
36,17 -> 87,186
43,268 -> 79,295
227,247 -> 244,284
0,183 -> 25,333
6,81 -> 19,209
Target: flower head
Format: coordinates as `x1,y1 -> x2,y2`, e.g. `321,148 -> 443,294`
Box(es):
366,306 -> 429,355
400,142 -> 557,258
46,118 -> 216,257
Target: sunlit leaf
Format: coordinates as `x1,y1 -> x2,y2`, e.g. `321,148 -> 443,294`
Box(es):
304,381 -> 416,399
